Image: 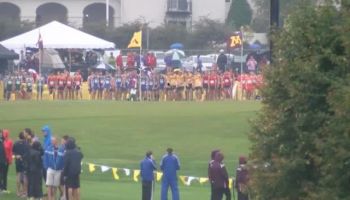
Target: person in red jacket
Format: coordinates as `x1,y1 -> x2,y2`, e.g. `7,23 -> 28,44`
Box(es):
126,52 -> 135,69
148,52 -> 157,71
0,129 -> 13,192
116,52 -> 124,71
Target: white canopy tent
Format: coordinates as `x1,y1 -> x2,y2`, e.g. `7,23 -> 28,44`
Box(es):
0,21 -> 115,49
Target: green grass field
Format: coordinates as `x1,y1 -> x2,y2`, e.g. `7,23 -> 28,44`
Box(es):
0,101 -> 260,200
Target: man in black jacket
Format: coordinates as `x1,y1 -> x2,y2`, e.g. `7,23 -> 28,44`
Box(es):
63,138 -> 83,200
217,50 -> 228,73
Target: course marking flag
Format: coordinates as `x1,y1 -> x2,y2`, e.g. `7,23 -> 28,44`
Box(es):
199,177 -> 209,184
101,165 -> 110,173
112,168 -> 120,180
127,31 -> 142,48
229,178 -> 233,189
156,172 -> 163,181
179,176 -> 187,185
133,170 -> 140,182
186,176 -> 197,186
88,163 -> 96,173
123,168 -> 131,176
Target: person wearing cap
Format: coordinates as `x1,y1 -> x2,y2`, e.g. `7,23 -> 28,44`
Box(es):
235,156 -> 249,200
217,50 -> 228,73
140,151 -> 156,200
160,148 -> 180,200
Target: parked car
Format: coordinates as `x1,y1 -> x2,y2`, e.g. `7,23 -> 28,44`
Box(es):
182,55 -> 216,72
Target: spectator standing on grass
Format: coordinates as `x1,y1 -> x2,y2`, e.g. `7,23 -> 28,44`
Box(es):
0,129 -> 13,194
63,138 -> 83,200
60,135 -> 69,200
42,125 -> 53,184
45,137 -> 65,200
26,141 -> 44,200
209,152 -> 231,200
140,151 -> 157,200
235,156 -> 249,200
160,148 -> 180,200
217,50 -> 228,73
13,132 -> 30,197
208,150 -> 220,200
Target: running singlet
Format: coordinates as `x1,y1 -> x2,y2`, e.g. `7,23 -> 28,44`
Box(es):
223,75 -> 231,87
148,79 -> 154,90
58,78 -> 65,89
159,77 -> 165,89
91,77 -> 99,90
49,77 -> 56,88
15,78 -> 21,91
26,79 -> 33,92
104,77 -> 111,89
66,78 -> 73,89
6,79 -> 13,91
141,77 -> 147,91
203,75 -> 209,88
115,76 -> 122,89
209,76 -> 216,88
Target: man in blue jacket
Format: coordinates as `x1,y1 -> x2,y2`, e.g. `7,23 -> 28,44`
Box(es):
44,137 -> 64,200
140,151 -> 156,200
42,125 -> 52,183
160,148 -> 180,200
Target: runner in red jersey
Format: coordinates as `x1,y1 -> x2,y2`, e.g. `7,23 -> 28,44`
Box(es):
74,71 -> 83,100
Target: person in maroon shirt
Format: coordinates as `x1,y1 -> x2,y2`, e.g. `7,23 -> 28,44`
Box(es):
209,152 -> 231,200
235,156 -> 249,200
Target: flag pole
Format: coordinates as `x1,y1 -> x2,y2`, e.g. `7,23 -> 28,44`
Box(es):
39,48 -> 42,100
240,27 -> 244,100
139,45 -> 142,101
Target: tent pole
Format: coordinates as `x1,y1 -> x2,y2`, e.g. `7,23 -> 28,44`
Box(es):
106,0 -> 110,27
69,49 -> 72,73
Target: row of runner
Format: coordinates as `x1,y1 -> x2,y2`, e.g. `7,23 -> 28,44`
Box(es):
2,70 -> 263,101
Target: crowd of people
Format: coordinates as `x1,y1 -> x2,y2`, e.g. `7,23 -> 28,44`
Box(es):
140,148 -> 250,200
0,127 -> 83,200
1,69 -> 263,102
1,49 -> 266,101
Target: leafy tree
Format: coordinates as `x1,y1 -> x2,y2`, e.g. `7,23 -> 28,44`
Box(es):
149,24 -> 188,50
189,18 -> 232,50
250,2 -> 350,199
251,0 -> 318,32
226,0 -> 253,29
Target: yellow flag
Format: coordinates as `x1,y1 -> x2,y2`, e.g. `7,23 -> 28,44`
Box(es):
112,168 -> 120,180
199,177 -> 209,184
156,172 -> 163,181
127,31 -> 142,48
179,176 -> 187,185
229,178 -> 233,189
88,163 -> 96,173
133,170 -> 140,182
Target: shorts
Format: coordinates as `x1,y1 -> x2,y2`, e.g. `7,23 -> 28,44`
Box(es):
65,174 -> 80,189
15,160 -> 25,173
46,168 -> 62,187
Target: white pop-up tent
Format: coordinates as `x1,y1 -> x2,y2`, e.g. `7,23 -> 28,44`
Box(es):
0,21 -> 115,49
